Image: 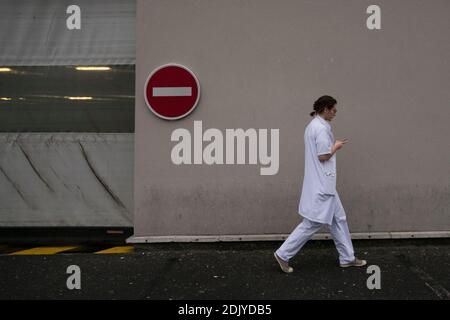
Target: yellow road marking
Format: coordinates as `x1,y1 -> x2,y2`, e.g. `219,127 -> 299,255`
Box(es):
9,246 -> 80,255
95,246 -> 134,254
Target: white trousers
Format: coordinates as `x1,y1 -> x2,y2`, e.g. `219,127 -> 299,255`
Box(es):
276,215 -> 355,264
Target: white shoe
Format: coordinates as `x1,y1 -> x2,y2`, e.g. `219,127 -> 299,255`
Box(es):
340,258 -> 367,268
274,252 -> 294,273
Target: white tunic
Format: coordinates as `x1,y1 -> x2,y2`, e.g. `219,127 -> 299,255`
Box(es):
298,115 -> 345,225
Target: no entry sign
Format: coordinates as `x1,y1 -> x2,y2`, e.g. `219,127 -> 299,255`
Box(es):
144,64 -> 200,120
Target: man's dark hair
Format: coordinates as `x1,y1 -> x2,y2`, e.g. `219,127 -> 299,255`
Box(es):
310,95 -> 337,117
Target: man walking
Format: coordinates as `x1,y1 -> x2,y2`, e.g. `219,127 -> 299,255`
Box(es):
274,95 -> 366,273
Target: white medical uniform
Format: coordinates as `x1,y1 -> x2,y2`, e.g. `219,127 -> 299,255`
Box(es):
276,115 -> 356,264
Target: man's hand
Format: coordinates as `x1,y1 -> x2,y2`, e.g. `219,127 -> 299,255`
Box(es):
318,139 -> 349,162
334,139 -> 349,150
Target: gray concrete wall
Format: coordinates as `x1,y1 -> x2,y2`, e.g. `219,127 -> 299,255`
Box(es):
133,0 -> 450,239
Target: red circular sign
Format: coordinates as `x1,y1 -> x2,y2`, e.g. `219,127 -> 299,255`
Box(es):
144,64 -> 200,120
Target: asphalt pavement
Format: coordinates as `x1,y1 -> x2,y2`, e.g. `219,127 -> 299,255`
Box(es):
0,239 -> 449,300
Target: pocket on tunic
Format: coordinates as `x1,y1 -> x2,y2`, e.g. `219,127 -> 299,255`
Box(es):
321,171 -> 337,195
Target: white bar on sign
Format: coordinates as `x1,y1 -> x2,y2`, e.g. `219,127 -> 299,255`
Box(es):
152,87 -> 192,97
